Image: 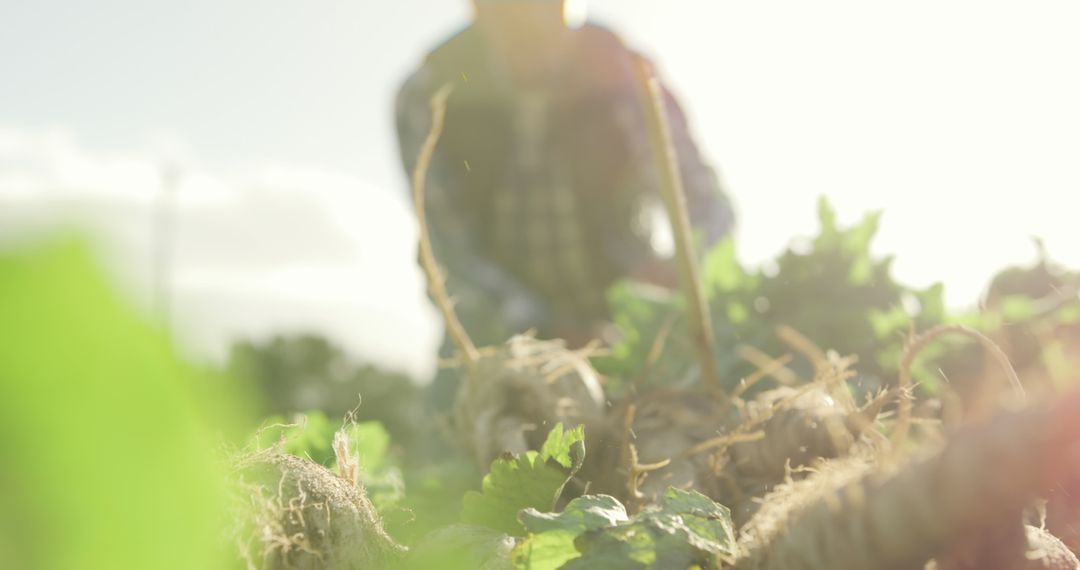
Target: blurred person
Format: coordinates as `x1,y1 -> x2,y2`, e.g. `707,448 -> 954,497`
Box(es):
395,0 -> 734,349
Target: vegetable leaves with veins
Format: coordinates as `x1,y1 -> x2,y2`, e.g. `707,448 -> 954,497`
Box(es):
461,424 -> 586,535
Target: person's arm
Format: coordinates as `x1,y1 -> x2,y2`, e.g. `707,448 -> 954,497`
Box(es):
394,66 -> 550,338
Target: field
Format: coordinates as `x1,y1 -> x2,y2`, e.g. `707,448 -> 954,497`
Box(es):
4,75 -> 1080,570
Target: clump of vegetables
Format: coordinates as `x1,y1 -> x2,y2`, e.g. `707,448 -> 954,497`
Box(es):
733,390 -> 1080,570
453,334 -> 607,468
347,66 -> 1080,570
230,428 -> 406,569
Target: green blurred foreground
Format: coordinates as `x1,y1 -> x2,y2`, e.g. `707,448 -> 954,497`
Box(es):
0,239 -> 244,570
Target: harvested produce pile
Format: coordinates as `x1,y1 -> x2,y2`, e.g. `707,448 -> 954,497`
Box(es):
226,70 -> 1080,569
229,322 -> 1080,569
230,449 -> 405,569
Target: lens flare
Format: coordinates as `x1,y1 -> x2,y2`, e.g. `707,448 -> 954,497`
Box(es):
564,0 -> 588,29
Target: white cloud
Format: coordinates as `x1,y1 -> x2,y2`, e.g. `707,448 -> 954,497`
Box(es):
0,126 -> 440,381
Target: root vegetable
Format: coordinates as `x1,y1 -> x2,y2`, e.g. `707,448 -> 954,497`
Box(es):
231,452 -> 405,570
733,391 -> 1080,570
623,389 -> 730,503
1047,488 -> 1080,559
618,363 -> 883,525
453,334 -> 608,467
932,521 -> 1080,570
729,385 -> 865,480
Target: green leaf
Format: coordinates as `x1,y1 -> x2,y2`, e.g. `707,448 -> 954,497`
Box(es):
514,490 -> 734,570
0,239 -> 239,570
520,495 -> 629,535
1058,304 -> 1080,325
869,305 -> 909,339
512,529 -> 581,570
256,411 -> 336,464
703,238 -> 745,294
1000,295 -> 1038,322
916,283 -> 947,324
847,254 -> 874,286
514,496 -> 629,570
817,195 -> 838,240
390,458 -> 480,545
597,488 -> 734,565
338,421 -> 406,514
539,423 -> 586,470
461,424 -> 586,536
345,420 -> 392,473
843,210 -> 882,257
404,524 -> 516,570
656,488 -> 735,555
726,302 -> 750,324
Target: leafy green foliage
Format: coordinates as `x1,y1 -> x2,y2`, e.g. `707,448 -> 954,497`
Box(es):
598,197 -> 946,396
931,251 -> 1080,389
345,420 -> 394,472
520,494 -> 630,534
229,334 -> 421,445
255,410 -> 338,463
340,421 -> 407,513
403,524 -> 517,570
515,495 -> 630,570
512,489 -> 735,569
390,457 -> 483,544
253,413 -> 412,532
461,424 -> 586,536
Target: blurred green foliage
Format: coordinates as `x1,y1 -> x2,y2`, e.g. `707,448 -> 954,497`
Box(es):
598,197 -> 945,396
399,423 -> 586,570
461,423 -> 586,535
514,494 -> 630,570
253,412 -> 408,516
598,197 -> 1080,403
228,334 -> 421,445
0,239 -> 246,570
513,489 -> 735,569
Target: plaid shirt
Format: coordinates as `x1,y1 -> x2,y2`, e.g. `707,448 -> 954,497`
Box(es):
396,24 -> 734,344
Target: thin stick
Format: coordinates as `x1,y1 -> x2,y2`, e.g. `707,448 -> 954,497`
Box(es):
412,85 -> 481,372
678,430 -> 766,460
632,309 -> 680,386
737,345 -> 799,386
775,324 -> 829,372
633,57 -> 723,395
733,353 -> 795,399
893,324 -> 1025,448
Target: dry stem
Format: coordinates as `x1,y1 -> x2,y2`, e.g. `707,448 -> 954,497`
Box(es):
893,324 -> 1025,449
733,353 -> 796,399
411,84 -> 480,372
775,325 -> 830,372
738,345 -> 799,386
633,56 -> 723,395
632,309 -> 680,386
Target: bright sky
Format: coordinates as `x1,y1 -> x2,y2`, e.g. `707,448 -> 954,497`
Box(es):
2,1 -> 1078,380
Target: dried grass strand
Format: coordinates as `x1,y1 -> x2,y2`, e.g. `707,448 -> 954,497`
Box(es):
411,84 -> 480,373
893,324 -> 1025,449
734,353 -> 796,399
738,345 -> 800,386
633,56 -> 724,396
